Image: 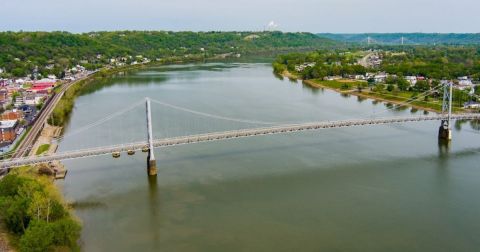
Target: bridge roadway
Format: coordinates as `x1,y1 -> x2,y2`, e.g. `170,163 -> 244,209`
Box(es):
2,113 -> 480,169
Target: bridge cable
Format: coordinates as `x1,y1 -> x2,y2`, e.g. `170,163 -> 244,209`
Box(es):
149,98 -> 281,125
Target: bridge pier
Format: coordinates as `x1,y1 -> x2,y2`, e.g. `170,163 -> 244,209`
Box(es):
147,153 -> 157,176
438,82 -> 453,141
146,98 -> 157,176
438,126 -> 452,141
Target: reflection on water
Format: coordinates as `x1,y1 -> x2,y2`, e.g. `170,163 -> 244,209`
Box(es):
357,96 -> 367,103
148,175 -> 160,249
59,63 -> 480,252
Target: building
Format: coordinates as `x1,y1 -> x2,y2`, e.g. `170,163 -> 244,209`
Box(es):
458,76 -> 473,87
24,93 -> 37,105
464,101 -> 480,109
374,73 -> 387,83
0,89 -> 7,103
405,76 -> 417,86
14,96 -> 24,107
0,110 -> 22,120
0,120 -> 19,143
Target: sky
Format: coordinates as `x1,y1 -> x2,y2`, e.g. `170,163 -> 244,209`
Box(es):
0,0 -> 478,33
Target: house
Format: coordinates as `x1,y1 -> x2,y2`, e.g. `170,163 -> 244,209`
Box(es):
374,73 -> 387,83
1,110 -> 22,120
458,76 -> 473,87
355,75 -> 366,80
24,93 -> 37,105
295,62 -> 316,72
405,76 -> 417,86
464,101 -> 480,109
325,76 -> 342,81
0,120 -> 19,143
0,89 -> 7,103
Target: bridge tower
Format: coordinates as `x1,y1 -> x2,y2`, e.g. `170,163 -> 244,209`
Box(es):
439,82 -> 453,140
146,98 -> 157,176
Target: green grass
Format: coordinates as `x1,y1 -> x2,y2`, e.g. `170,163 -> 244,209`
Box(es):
35,144 -> 50,155
363,91 -> 462,112
311,80 -> 366,90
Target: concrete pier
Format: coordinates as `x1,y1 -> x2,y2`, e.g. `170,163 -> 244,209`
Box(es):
438,126 -> 452,141
146,98 -> 157,176
147,153 -> 157,176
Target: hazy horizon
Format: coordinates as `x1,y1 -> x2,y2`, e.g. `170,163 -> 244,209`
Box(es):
1,0 -> 478,33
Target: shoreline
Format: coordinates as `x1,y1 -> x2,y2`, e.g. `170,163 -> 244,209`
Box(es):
282,71 -> 443,113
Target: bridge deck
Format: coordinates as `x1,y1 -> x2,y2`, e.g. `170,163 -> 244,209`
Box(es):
2,114 -> 479,169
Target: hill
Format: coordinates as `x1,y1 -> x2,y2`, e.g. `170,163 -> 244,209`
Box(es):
0,31 -> 335,77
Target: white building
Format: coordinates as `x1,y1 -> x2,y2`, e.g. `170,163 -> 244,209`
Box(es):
405,76 -> 417,86
464,101 -> 480,109
458,76 -> 473,87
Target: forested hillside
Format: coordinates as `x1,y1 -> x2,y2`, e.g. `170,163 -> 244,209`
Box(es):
318,33 -> 480,45
0,31 -> 335,77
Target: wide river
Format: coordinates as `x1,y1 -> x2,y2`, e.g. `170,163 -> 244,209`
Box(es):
57,63 -> 480,252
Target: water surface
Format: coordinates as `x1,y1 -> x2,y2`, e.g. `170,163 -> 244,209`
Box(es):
58,63 -> 480,252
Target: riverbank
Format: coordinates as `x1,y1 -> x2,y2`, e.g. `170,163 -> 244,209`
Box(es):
0,166 -> 81,251
281,71 -> 460,113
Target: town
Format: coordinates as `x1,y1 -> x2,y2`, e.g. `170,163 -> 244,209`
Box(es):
277,49 -> 480,110
0,65 -> 94,157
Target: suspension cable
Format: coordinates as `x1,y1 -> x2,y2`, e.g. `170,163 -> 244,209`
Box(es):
149,98 -> 279,125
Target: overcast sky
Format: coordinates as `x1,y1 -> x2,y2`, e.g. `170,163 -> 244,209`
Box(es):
0,0 -> 478,33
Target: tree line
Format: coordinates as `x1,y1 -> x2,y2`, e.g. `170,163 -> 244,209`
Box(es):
0,31 -> 335,78
273,46 -> 480,81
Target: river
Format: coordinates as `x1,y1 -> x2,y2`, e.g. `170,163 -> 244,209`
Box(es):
57,63 -> 480,252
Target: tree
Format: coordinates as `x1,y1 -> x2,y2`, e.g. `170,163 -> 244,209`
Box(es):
51,218 -> 81,248
385,76 -> 397,84
0,173 -> 81,251
414,80 -> 429,91
387,84 -> 395,92
397,78 -> 410,91
19,220 -> 55,252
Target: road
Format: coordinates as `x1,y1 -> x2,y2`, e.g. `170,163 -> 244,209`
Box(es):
12,73 -> 94,159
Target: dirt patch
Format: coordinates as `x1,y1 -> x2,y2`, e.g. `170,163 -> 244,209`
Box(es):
30,124 -> 62,157
0,222 -> 15,252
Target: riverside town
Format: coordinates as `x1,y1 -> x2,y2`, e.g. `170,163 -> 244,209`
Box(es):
1,1 -> 480,251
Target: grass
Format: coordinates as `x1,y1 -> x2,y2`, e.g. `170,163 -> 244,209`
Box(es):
310,80 -> 366,90
304,77 -> 465,112
35,144 -> 50,155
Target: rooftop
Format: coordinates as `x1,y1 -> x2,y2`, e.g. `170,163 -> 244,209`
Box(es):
0,120 -> 17,129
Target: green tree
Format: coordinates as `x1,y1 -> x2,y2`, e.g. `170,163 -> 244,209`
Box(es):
387,84 -> 395,92
397,78 -> 410,91
19,220 -> 55,252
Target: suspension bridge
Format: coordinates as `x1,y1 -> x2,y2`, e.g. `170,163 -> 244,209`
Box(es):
1,82 -> 479,175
